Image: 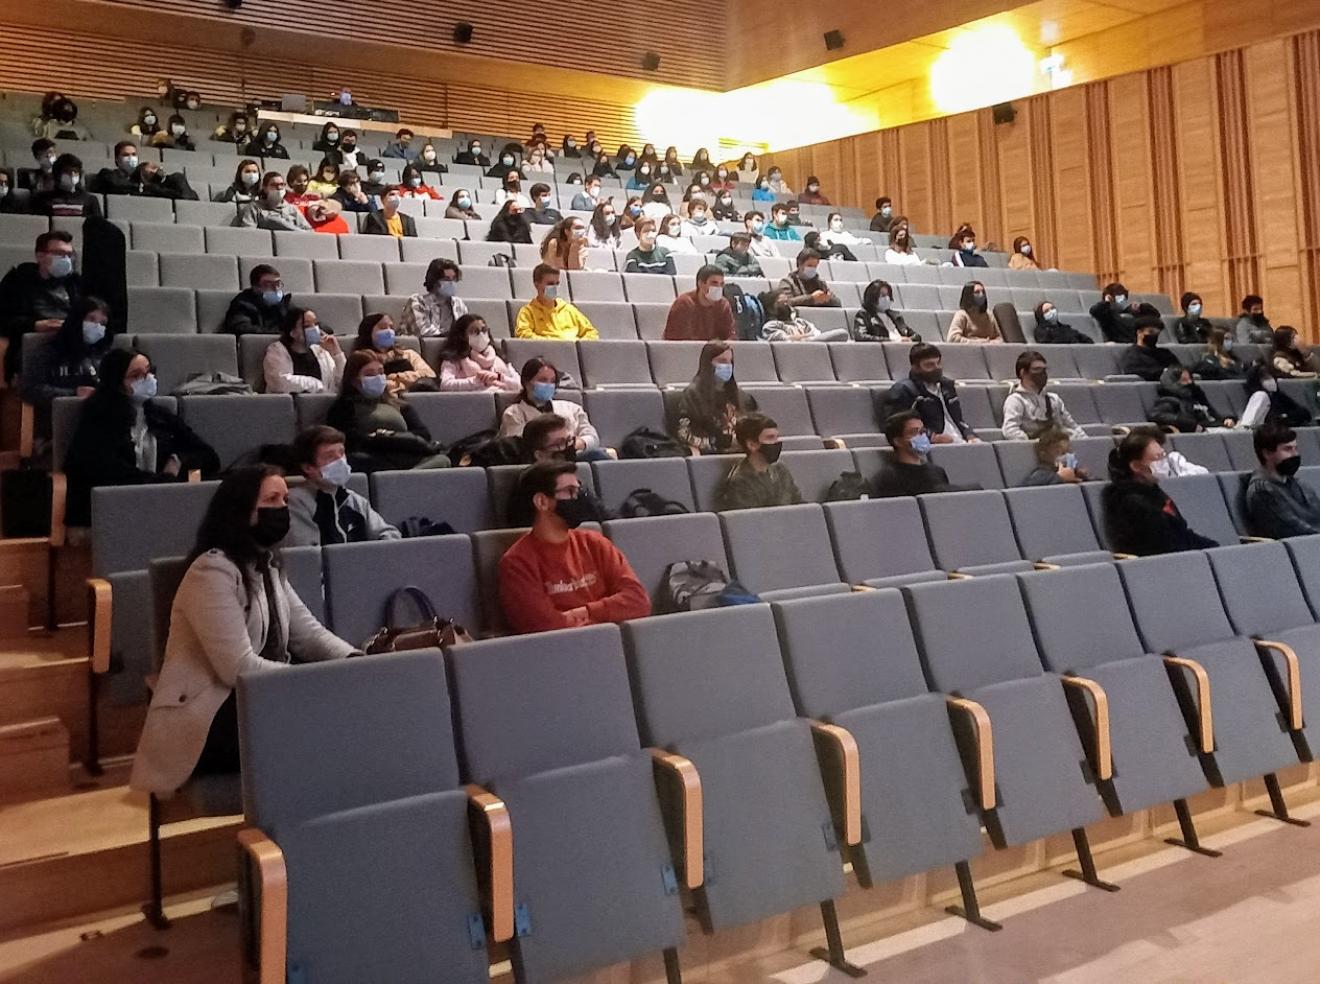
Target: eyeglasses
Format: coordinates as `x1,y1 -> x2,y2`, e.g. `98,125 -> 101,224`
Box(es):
259,280 -> 285,290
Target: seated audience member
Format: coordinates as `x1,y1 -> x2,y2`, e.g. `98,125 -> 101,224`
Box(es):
1001,351 -> 1086,441
356,313 -> 435,396
117,160 -> 197,201
1194,327 -> 1247,380
32,154 -> 101,218
1009,236 -> 1039,271
362,187 -> 417,238
853,280 -> 919,343
286,426 -> 401,546
494,173 -> 530,209
212,111 -> 253,147
712,164 -> 735,191
743,211 -> 780,258
752,176 -> 777,202
500,357 -> 603,456
820,213 -> 871,250
382,128 -> 418,161
625,219 -> 675,275
803,229 -> 856,263
571,175 -> 603,212
765,166 -> 792,195
1141,426 -> 1207,478
325,130 -> 363,170
884,218 -> 922,265
237,172 -> 312,231
1119,311 -> 1179,380
1240,363 -> 1313,429
1150,366 -> 1233,432
590,149 -> 617,180
487,199 -> 533,243
312,121 -> 343,154
560,135 -> 581,159
950,227 -> 988,268
1272,326 -> 1318,378
223,264 -> 294,335
63,348 -> 220,527
400,259 -> 468,338
798,176 -> 831,206
759,289 -> 849,342
1032,300 -> 1094,344
689,148 -> 714,173
245,122 -> 289,159
0,170 -> 18,213
641,183 -> 673,222
874,411 -> 959,497
360,161 -> 390,198
1091,282 -> 1141,344
946,280 -> 1003,344
764,204 -> 802,242
521,145 -> 552,178
36,96 -> 92,141
1022,427 -> 1089,486
1174,292 -> 1213,344
454,138 -> 490,168
735,152 -> 759,182
588,201 -> 623,248
22,296 -> 114,412
712,233 -> 762,277
283,165 -> 318,206
263,307 -> 344,394
417,142 -> 449,176
880,343 -> 979,444
130,106 -> 161,140
331,171 -> 376,213
92,141 -> 143,195
306,159 -> 341,198
528,183 -> 562,225
657,214 -> 698,254
326,351 -> 449,472
620,197 -> 645,230
675,341 -> 757,454
18,138 -> 57,193
499,460 -> 650,634
1101,430 -> 1217,556
541,217 -> 590,271
519,410 -> 608,463
214,158 -> 262,204
1245,422 -> 1320,538
626,161 -> 654,191
156,114 -> 195,152
711,189 -> 740,222
438,314 -> 519,392
717,414 -> 803,510
1237,294 -> 1274,345
0,230 -> 80,381
445,188 -> 481,220
128,465 -> 355,796
870,197 -> 894,233
515,265 -> 599,339
680,198 -> 717,239
778,249 -> 840,309
664,266 -> 735,341
400,164 -> 442,201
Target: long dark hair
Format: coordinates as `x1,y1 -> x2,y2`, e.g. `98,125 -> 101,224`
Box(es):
682,341 -> 750,430
53,295 -> 111,360
440,313 -> 488,363
1107,430 -> 1159,483
958,281 -> 987,314
861,280 -> 894,313
518,356 -> 557,408
83,346 -> 143,429
188,465 -> 283,569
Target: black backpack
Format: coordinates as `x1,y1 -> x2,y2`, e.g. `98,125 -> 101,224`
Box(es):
826,471 -> 871,502
399,516 -> 457,538
723,283 -> 765,341
620,427 -> 687,459
658,560 -> 762,614
619,488 -> 690,518
448,429 -> 527,467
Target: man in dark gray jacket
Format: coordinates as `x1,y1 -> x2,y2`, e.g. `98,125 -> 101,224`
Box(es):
285,426 -> 401,546
1245,422 -> 1320,539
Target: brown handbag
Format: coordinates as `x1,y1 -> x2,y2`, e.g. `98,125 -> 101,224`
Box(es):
363,586 -> 474,654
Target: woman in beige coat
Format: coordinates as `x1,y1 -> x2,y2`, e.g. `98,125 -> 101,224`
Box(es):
946,280 -> 1003,344
129,466 -> 355,796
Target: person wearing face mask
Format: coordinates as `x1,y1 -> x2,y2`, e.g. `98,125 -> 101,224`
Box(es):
92,141 -> 143,195
312,121 -> 342,153
486,145 -> 523,180
154,114 -> 195,152
0,231 -> 81,381
128,465 -> 356,797
1000,352 -> 1086,441
499,460 -> 649,634
764,205 -> 802,242
329,172 -> 376,214
244,123 -> 289,160
130,106 -> 161,139
22,296 -> 116,421
399,259 -> 469,338
1236,294 -> 1275,345
664,267 -> 735,341
717,414 -> 803,511
382,128 -> 418,161
32,154 -> 101,218
1173,292 -> 1213,344
128,160 -> 198,201
396,164 -> 441,201
798,176 -> 830,206
627,162 -> 655,192
215,159 -> 263,204
36,95 -> 92,142
331,127 -> 363,168
211,111 -> 253,146
1193,327 -> 1246,381
641,183 -> 673,222
1090,282 -> 1141,344
1149,365 -> 1233,432
527,183 -> 563,225
540,218 -> 591,271
852,279 -> 919,343
362,187 -> 418,238
286,426 -> 400,547
619,197 -> 645,231
752,176 -> 777,203
521,146 -> 552,177
712,233 -> 762,278
263,306 -> 344,394
802,230 -> 855,264
282,165 -> 319,206
1245,422 -> 1320,538
516,265 -> 599,339
764,166 -> 792,195
356,313 -> 435,396
494,173 -> 531,208
883,218 -> 922,265
949,228 -> 988,269
624,219 -> 676,275
880,343 -> 979,445
452,138 -> 489,167
778,249 -> 839,309
819,212 -> 871,249
674,341 -> 757,454
1032,301 -> 1094,345
1118,310 -> 1178,380
1022,428 -> 1090,486
0,169 -> 18,214
680,199 -> 715,238
437,314 -> 519,393
444,188 -> 482,220
359,160 -> 390,198
870,197 -> 895,233
946,280 -> 1002,343
63,348 -> 220,527
873,411 -> 961,498
758,289 -> 850,343
785,202 -> 805,226
1009,236 -> 1040,271
19,139 -> 58,193
307,159 -> 342,198
560,135 -> 581,159
486,199 -> 533,243
223,264 -> 294,335
571,176 -> 603,213
413,142 -> 448,177
742,211 -> 780,258
1242,363 -> 1313,429
326,351 -> 449,472
589,149 -> 617,180
237,172 -> 312,231
734,152 -> 758,183
1272,326 -> 1319,378
710,190 -> 740,223
587,201 -> 622,248
1101,430 -> 1217,556
499,358 -> 603,455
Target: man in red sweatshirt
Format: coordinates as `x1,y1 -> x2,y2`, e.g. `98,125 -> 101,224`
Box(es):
662,265 -> 735,341
499,460 -> 652,634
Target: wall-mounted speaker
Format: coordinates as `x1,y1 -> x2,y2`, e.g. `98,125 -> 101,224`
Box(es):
641,51 -> 661,71
453,22 -> 474,44
824,30 -> 845,51
992,102 -> 1017,125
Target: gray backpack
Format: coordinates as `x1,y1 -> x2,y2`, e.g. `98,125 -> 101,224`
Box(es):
659,560 -> 761,614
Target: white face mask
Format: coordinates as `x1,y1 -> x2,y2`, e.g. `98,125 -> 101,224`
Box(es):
469,331 -> 490,351
830,220 -> 843,231
705,284 -> 723,302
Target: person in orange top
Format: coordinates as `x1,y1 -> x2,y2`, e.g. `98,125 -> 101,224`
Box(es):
301,199 -> 351,235
499,461 -> 651,634
399,163 -> 443,201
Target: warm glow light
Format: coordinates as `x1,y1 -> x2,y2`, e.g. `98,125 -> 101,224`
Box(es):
929,25 -> 1038,114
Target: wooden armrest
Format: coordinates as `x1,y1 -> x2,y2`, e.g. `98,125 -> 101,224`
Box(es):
604,447 -> 619,460
1033,561 -> 1062,572
1111,425 -> 1131,436
1062,676 -> 1113,781
464,784 -> 514,942
87,578 -> 112,675
1256,640 -> 1304,731
237,828 -> 287,984
19,401 -> 34,460
810,721 -> 862,846
1240,536 -> 1274,544
1111,552 -> 1137,561
947,697 -> 995,810
947,571 -> 972,581
850,584 -> 876,592
49,472 -> 67,548
1164,656 -> 1214,753
825,437 -> 847,449
649,748 -> 703,889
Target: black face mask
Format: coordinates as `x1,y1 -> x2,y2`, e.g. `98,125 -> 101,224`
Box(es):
252,506 -> 290,546
554,495 -> 596,529
547,444 -> 577,463
1252,313 -> 1269,326
1027,369 -> 1048,389
1279,454 -> 1302,478
759,441 -> 783,464
973,294 -> 988,311
1143,334 -> 1160,348
920,369 -> 943,385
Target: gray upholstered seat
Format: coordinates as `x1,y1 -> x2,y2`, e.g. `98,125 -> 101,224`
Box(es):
919,490 -> 1035,575
719,504 -> 849,599
178,394 -> 296,469
805,386 -> 881,445
1092,383 -> 1148,425
592,458 -> 696,516
577,339 -> 652,386
581,389 -> 666,448
1285,536 -> 1320,618
403,392 -> 497,446
448,626 -> 685,981
771,343 -> 838,384
1159,474 -> 1241,546
130,333 -> 239,394
501,338 -> 581,386
1169,433 -> 1232,473
1002,484 -> 1114,565
822,497 -> 944,588
128,286 -> 197,333
779,448 -> 855,501
928,440 -> 1004,490
827,343 -> 890,383
368,467 -> 494,533
603,512 -> 728,608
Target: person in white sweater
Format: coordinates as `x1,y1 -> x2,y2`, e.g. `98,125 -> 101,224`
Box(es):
884,219 -> 923,266
263,306 -> 345,393
1000,352 -> 1086,441
437,314 -> 520,392
500,356 -> 606,459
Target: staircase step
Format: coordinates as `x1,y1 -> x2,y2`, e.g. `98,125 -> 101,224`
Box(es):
0,717 -> 69,801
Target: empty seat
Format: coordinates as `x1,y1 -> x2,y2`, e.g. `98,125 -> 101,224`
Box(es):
1222,429 -> 1260,471
748,387 -> 815,437
828,343 -> 890,383
646,341 -> 706,388
369,468 -> 494,533
129,286 -> 197,334
106,195 -> 174,223
132,222 -> 203,254
806,387 -> 882,445
771,344 -> 837,384
920,490 -> 1036,574
1070,346 -> 1121,380
399,238 -> 460,264
315,258 -> 385,295
337,235 -> 401,263
178,393 -> 296,468
727,342 -> 778,384
823,498 -> 945,588
581,389 -> 666,449
603,512 -> 726,609
779,448 -> 855,500
565,270 -> 624,302
577,339 -> 652,387
592,458 -> 695,516
622,273 -> 677,303
719,504 -> 849,599
927,441 -> 1004,490
159,253 -> 240,292
1049,383 -> 1103,424
1002,484 -> 1113,565
204,226 -> 271,256
574,301 -> 638,340
1160,474 -> 1241,546
273,229 -> 338,259
403,392 -> 497,446
1092,383 -> 1148,425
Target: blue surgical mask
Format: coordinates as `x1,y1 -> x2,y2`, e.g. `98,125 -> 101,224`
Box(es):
531,381 -> 556,404
320,455 -> 351,487
1223,338 -> 1234,352
302,325 -> 322,347
800,266 -> 819,280
373,329 -> 396,350
118,155 -> 138,173
1188,303 -> 1202,317
82,321 -> 106,346
1058,452 -> 1079,471
130,374 -> 158,404
1043,309 -> 1059,323
543,284 -> 558,301
437,281 -> 457,297
910,433 -> 933,456
1114,294 -> 1128,307
261,289 -> 283,306
265,130 -> 278,143
48,255 -> 73,279
359,373 -> 387,398
712,362 -> 734,383
456,197 -> 471,208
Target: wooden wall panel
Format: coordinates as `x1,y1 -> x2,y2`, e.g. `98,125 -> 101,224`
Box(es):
1046,87 -> 1096,277
947,114 -> 985,240
1172,58 -> 1228,314
1292,32 -> 1320,334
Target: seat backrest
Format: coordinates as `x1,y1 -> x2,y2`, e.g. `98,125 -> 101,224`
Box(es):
919,490 -> 1023,570
1168,433 -> 1232,473
828,343 -> 890,383
686,454 -> 733,512
771,589 -> 930,719
823,498 -> 938,582
645,341 -> 706,387
927,441 -> 1004,490
148,556 -> 191,674
1048,383 -> 1101,423
450,624 -> 642,784
771,343 -> 837,384
1221,430 -> 1260,472
1092,383 -> 1147,424
368,468 -> 494,533
1002,484 -> 1103,560
904,575 -> 1044,692
779,448 -> 855,500
805,386 -> 877,437
581,389 -> 667,449
1160,474 -> 1239,546
178,393 -> 296,470
1017,562 -> 1145,673
404,392 -> 497,446
993,441 -> 1043,488
748,388 -> 815,437
1206,541 -> 1315,637
133,333 -> 239,395
719,504 -> 840,593
1116,552 -> 1236,652
91,481 -> 220,576
623,605 -> 797,746
592,458 -> 696,516
577,338 -> 652,386
471,527 -> 526,634
1284,536 -> 1320,620
239,648 -> 462,831
603,512 -> 728,604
